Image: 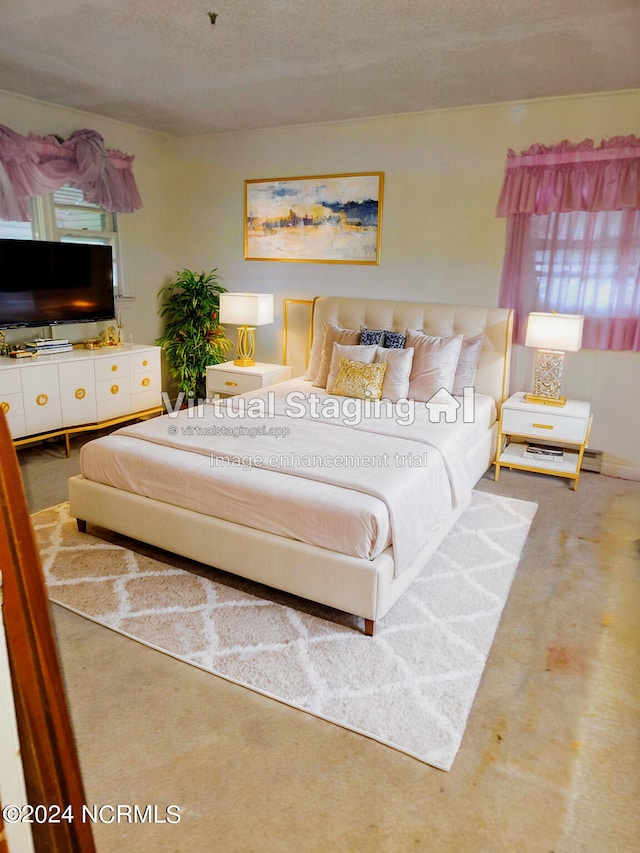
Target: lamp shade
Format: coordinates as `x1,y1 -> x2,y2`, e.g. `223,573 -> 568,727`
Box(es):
219,292 -> 274,326
524,312 -> 584,352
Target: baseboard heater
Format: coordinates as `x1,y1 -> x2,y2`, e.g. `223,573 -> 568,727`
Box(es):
581,449 -> 603,473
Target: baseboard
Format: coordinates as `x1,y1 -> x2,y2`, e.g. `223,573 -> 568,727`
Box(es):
581,449 -> 603,474
601,461 -> 640,482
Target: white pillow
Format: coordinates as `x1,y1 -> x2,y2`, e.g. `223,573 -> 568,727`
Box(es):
374,346 -> 414,402
326,344 -> 378,393
452,335 -> 483,395
311,323 -> 361,388
405,329 -> 463,401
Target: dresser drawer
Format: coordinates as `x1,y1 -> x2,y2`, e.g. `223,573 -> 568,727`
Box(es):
130,369 -> 161,394
501,407 -> 588,443
96,375 -> 131,402
130,350 -> 161,374
0,367 -> 22,395
95,354 -> 130,382
6,413 -> 27,438
0,391 -> 24,419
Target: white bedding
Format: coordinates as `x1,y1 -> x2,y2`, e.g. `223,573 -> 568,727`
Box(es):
79,379 -> 496,572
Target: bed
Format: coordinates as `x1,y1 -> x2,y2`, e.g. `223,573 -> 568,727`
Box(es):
68,296 -> 513,635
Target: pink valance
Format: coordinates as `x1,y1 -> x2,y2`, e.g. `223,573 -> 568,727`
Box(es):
0,124 -> 143,221
496,135 -> 640,216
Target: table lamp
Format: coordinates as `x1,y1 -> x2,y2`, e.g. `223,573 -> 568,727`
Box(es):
219,292 -> 274,367
524,312 -> 584,406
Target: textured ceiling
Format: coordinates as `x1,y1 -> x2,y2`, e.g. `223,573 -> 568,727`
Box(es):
1,0 -> 639,136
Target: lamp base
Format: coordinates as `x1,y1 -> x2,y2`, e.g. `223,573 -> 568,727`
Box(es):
524,393 -> 567,407
234,325 -> 256,368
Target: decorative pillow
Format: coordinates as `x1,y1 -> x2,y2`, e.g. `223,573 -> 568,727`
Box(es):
452,335 -> 483,396
374,346 -> 414,402
326,344 -> 378,393
405,329 -> 463,401
312,323 -> 361,388
360,327 -> 385,346
332,357 -> 388,401
382,330 -> 406,349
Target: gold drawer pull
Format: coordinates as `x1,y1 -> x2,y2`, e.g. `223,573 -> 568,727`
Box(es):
110,384 -> 119,395
142,377 -> 150,387
36,393 -> 48,407
532,422 -> 554,429
224,381 -> 238,387
111,364 -> 118,372
142,359 -> 148,367
1,401 -> 9,413
75,387 -> 86,400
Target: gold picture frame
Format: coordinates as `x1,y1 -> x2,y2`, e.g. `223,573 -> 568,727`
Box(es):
245,172 -> 383,264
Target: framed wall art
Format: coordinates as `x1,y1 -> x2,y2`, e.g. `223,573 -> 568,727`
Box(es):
245,172 -> 383,264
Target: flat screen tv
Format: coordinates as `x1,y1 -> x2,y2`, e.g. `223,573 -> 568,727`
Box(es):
0,238 -> 115,329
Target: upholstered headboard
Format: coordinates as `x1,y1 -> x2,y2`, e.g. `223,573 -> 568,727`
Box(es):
307,296 -> 513,407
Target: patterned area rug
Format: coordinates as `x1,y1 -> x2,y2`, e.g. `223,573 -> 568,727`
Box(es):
34,492 -> 536,771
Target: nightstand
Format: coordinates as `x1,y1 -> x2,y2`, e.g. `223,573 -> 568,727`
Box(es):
206,361 -> 292,397
494,392 -> 592,490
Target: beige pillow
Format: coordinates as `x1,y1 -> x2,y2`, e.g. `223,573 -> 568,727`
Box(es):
452,335 -> 483,395
374,346 -> 414,402
332,357 -> 388,400
405,329 -> 463,401
312,323 -> 361,388
326,344 -> 378,393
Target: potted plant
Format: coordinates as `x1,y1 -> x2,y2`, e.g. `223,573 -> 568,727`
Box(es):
156,268 -> 232,400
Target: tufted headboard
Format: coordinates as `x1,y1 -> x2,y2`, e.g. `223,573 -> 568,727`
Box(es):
307,296 -> 513,408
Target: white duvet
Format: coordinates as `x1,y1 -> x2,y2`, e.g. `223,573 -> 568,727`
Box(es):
79,379 -> 495,574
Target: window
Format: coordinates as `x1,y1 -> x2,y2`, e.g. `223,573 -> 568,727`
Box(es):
497,136 -> 640,351
0,187 -> 123,296
529,209 -> 640,319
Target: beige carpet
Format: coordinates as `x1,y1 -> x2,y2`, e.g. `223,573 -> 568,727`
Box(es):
34,491 -> 536,771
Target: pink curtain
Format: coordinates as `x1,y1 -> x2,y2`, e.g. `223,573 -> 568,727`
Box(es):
497,136 -> 640,351
0,124 -> 143,220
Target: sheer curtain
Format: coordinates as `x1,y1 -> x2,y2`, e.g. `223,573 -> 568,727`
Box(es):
497,136 -> 640,351
0,124 -> 143,221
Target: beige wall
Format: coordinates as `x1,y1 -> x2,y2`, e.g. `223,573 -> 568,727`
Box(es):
175,90 -> 640,477
2,88 -> 638,475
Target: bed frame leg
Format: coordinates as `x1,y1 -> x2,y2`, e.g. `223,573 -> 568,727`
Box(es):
76,519 -> 87,533
364,618 -> 375,637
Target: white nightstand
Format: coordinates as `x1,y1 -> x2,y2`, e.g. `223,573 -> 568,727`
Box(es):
494,392 -> 593,490
206,361 -> 292,397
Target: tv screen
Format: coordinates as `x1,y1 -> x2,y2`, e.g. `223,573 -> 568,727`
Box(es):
0,238 -> 115,329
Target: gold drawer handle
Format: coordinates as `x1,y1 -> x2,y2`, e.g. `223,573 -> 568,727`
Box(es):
224,381 -> 238,387
110,384 -> 119,395
75,387 -> 86,400
1,401 -> 9,413
111,364 -> 118,372
532,423 -> 554,429
142,377 -> 150,387
142,359 -> 148,367
36,393 -> 48,407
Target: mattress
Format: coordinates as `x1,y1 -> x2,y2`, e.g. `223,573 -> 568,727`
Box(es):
79,379 -> 496,564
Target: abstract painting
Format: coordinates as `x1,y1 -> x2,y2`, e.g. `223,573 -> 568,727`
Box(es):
245,172 -> 383,264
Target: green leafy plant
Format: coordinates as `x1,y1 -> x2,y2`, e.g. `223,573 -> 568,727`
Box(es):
155,268 -> 232,399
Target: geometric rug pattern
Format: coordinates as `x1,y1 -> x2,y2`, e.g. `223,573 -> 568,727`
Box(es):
33,491 -> 536,771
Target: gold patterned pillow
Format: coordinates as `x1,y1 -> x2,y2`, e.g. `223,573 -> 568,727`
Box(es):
332,357 -> 388,400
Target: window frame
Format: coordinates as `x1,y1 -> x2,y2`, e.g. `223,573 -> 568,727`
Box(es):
0,189 -> 126,298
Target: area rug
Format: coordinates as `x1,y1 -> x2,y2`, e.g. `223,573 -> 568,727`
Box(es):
33,491 -> 536,771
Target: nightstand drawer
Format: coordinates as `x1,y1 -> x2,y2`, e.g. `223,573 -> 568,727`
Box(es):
207,362 -> 292,396
501,407 -> 588,443
208,370 -> 264,395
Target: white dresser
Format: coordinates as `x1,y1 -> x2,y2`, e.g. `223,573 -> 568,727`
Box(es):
0,344 -> 162,453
